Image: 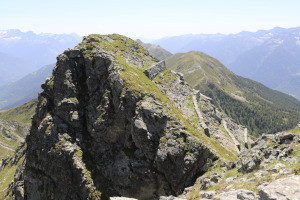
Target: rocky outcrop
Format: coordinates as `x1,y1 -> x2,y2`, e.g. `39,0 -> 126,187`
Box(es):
21,34 -> 223,200
144,60 -> 166,80
259,175 -> 300,200
181,129 -> 300,200
235,132 -> 298,173
215,189 -> 257,200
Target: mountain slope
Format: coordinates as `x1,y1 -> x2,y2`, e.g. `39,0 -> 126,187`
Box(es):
166,51 -> 300,134
136,39 -> 172,60
0,98 -> 35,173
230,30 -> 300,98
0,98 -> 37,124
0,98 -> 35,199
0,64 -> 54,110
156,27 -> 300,100
0,52 -> 32,86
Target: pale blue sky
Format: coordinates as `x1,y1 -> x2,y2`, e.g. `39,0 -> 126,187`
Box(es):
1,0 -> 300,39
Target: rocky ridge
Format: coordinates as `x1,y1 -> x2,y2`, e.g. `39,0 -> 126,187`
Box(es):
7,34 -> 248,200
182,130 -> 300,200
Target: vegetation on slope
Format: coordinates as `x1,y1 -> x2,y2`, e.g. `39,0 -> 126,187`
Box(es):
166,51 -> 300,135
0,98 -> 36,160
0,145 -> 25,200
0,98 -> 37,124
0,63 -> 54,110
136,39 -> 172,61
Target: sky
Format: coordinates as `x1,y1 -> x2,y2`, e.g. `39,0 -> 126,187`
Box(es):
1,0 -> 300,39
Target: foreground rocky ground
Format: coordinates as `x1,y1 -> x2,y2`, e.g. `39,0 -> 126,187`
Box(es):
181,130 -> 300,200
109,130 -> 300,200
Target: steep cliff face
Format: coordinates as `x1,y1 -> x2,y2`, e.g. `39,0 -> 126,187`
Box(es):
21,34 -> 243,200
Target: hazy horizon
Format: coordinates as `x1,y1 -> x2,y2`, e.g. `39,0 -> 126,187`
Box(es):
1,25 -> 300,43
2,0 -> 300,39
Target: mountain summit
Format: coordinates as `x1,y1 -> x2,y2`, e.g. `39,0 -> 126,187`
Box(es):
10,34 -> 248,199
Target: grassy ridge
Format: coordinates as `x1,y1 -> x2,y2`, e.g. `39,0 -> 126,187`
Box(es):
166,51 -> 300,135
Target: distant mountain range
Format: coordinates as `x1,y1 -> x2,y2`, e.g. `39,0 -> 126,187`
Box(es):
155,27 -> 300,100
166,51 -> 300,134
0,64 -> 54,110
0,29 -> 82,85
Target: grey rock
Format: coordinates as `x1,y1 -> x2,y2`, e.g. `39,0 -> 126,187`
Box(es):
282,156 -> 298,163
257,182 -> 269,190
215,189 -> 257,200
225,176 -> 236,183
275,132 -> 295,144
110,197 -> 138,200
246,177 -> 256,182
214,189 -> 240,200
259,175 -> 300,200
236,149 -> 262,173
277,146 -> 293,160
198,173 -> 222,190
199,191 -> 216,199
237,189 -> 257,200
144,60 -> 166,80
294,135 -> 300,143
254,170 -> 268,177
159,196 -> 187,200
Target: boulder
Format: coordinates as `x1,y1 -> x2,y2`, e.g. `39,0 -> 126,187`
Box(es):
275,132 -> 295,144
215,189 -> 257,200
236,149 -> 262,173
144,60 -> 166,80
259,175 -> 300,200
237,189 -> 257,200
199,191 -> 216,199
159,196 -> 187,200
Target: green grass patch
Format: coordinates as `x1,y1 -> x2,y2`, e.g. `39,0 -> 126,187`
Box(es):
224,168 -> 238,179
0,147 -> 14,161
291,127 -> 300,133
0,98 -> 37,124
0,155 -> 25,199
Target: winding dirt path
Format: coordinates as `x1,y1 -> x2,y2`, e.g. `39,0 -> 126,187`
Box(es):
192,93 -> 209,136
222,120 -> 241,153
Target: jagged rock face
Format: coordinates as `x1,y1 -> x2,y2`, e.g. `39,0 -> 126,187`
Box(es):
24,34 -> 218,200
